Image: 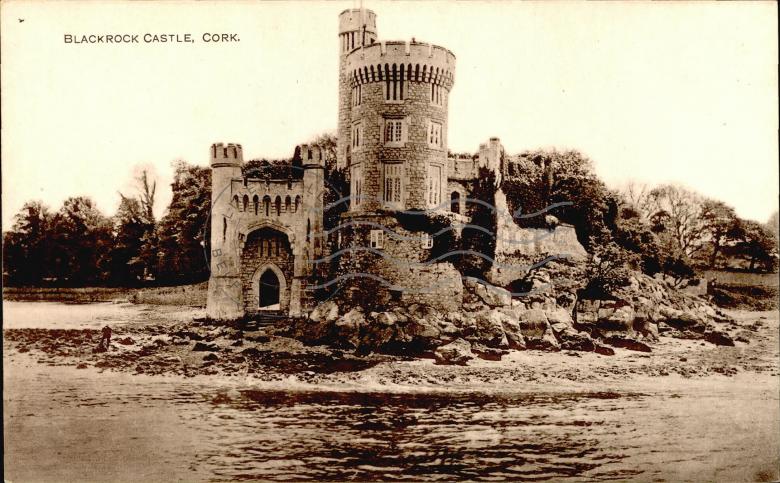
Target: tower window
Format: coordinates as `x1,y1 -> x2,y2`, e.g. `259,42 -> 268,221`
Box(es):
370,229 -> 384,249
352,84 -> 362,106
351,164 -> 363,207
428,121 -> 443,149
428,165 -> 442,208
422,234 -> 433,249
431,84 -> 445,106
383,162 -> 403,208
384,119 -> 405,145
351,123 -> 363,150
450,191 -> 461,214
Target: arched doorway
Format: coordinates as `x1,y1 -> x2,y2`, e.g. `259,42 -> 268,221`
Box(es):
259,269 -> 280,309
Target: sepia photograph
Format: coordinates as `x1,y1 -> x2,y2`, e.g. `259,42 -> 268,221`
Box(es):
2,1 -> 778,481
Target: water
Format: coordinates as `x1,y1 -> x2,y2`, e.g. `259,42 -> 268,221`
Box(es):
5,357 -> 778,482
2,300 -> 149,330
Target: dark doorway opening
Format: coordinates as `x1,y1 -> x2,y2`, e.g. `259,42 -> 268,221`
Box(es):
259,269 -> 280,308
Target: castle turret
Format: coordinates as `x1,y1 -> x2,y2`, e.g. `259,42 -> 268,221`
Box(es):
207,142 -> 244,319
337,8 -> 378,171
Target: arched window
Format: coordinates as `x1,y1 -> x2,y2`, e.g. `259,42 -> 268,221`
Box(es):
294,195 -> 301,213
253,195 -> 259,215
275,196 -> 282,216
232,195 -> 239,209
285,196 -> 291,213
263,196 -> 271,216
223,217 -> 227,242
242,195 -> 249,212
450,191 -> 461,214
306,219 -> 311,242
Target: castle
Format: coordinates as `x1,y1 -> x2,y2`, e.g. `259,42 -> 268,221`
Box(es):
206,8 -> 584,319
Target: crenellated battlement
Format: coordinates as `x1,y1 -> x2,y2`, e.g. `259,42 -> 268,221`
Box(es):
345,40 -> 455,89
211,142 -> 243,166
297,144 -> 325,167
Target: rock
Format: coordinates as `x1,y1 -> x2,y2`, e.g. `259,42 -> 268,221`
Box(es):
309,301 -> 339,324
603,336 -> 652,353
203,353 -> 219,361
434,339 -> 474,365
558,329 -> 595,352
192,342 -> 219,352
334,308 -> 366,348
666,312 -> 708,333
498,315 -> 526,350
470,343 -> 507,361
241,347 -> 269,358
545,307 -> 574,332
526,332 -> 560,352
594,344 -> 615,356
76,362 -> 88,369
705,330 -> 735,347
173,330 -> 204,341
116,337 -> 135,345
466,279 -> 511,307
473,310 -> 509,348
519,309 -> 549,338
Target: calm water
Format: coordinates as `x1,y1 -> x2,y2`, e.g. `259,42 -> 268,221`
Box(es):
4,301 -> 779,482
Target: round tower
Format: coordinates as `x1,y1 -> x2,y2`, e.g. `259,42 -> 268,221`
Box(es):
334,24 -> 461,314
337,9 -> 378,171
345,40 -> 456,213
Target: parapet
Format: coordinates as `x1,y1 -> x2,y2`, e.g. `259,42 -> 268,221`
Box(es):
211,142 -> 243,167
298,144 -> 324,167
345,40 -> 456,89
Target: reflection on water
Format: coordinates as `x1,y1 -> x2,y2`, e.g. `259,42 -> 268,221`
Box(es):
4,359 -> 779,482
199,390 -> 644,481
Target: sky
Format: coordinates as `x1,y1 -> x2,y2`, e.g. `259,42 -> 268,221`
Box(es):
2,0 -> 777,229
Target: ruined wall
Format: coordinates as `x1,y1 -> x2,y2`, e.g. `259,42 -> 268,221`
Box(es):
335,213 -> 463,312
489,188 -> 587,286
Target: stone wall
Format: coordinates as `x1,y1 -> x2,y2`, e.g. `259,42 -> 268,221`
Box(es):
335,212 -> 463,313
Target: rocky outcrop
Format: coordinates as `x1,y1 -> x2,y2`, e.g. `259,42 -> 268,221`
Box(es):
283,262 -> 738,363
434,339 -> 474,365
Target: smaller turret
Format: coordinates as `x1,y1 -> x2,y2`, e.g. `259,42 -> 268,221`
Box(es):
298,144 -> 325,168
211,142 -> 244,167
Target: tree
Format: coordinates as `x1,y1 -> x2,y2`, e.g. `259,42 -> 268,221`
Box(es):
49,197 -> 114,284
646,184 -> 706,258
3,201 -> 53,284
766,210 -> 779,248
459,167 -> 497,277
726,220 -> 778,272
155,161 -> 211,283
581,240 -> 638,298
109,195 -> 151,284
698,199 -> 739,269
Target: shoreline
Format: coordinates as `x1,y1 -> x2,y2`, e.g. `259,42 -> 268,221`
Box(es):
3,303 -> 778,394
